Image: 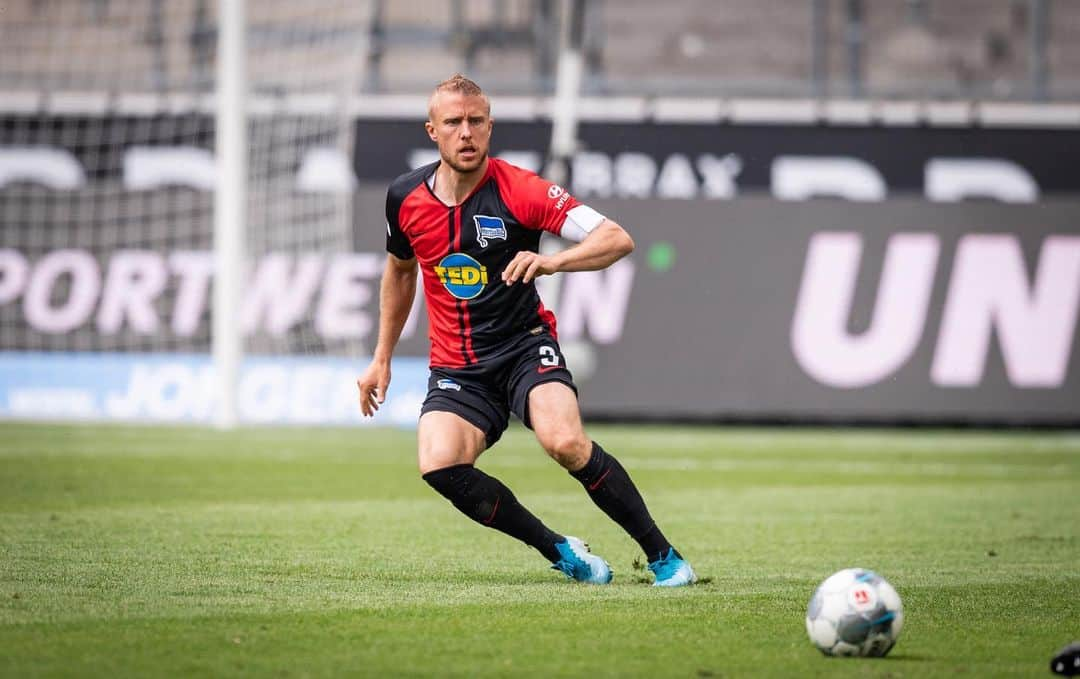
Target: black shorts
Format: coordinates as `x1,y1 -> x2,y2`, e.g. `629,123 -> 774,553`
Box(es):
420,330 -> 577,449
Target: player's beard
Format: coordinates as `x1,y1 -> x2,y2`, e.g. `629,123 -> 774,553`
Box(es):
443,147 -> 488,175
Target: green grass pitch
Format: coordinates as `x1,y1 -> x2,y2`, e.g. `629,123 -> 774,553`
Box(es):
1,422 -> 1078,678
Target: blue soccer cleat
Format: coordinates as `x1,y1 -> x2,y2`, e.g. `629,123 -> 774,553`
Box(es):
551,536 -> 613,584
648,548 -> 696,587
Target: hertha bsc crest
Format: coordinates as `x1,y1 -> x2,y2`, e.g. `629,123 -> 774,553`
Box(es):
474,215 -> 508,247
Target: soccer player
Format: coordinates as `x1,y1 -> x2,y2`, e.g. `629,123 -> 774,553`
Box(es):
356,74 -> 694,586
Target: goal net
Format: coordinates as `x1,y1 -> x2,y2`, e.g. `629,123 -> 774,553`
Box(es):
0,1 -> 385,423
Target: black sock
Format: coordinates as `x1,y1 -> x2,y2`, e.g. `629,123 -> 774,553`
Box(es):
570,442 -> 673,561
423,464 -> 564,563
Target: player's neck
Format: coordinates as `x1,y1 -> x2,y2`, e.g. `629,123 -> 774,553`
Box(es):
433,158 -> 488,206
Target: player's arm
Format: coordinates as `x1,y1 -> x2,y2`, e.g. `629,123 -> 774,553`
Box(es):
357,253 -> 418,416
502,218 -> 634,285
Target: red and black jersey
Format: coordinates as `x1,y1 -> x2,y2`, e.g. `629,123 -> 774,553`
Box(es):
386,157 -> 584,368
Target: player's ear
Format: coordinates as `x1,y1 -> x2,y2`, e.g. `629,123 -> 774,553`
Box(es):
424,121 -> 437,142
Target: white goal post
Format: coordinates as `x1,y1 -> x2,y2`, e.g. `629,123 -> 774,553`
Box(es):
214,0 -> 247,429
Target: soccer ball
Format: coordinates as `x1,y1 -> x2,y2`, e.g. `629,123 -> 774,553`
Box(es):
805,568 -> 903,657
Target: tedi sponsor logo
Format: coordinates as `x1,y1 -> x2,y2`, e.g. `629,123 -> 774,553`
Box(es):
434,252 -> 488,300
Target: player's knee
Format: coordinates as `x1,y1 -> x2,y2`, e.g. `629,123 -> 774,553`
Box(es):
539,429 -> 590,469
418,443 -> 465,475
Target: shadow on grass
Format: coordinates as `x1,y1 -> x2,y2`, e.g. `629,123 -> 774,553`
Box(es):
883,653 -> 935,662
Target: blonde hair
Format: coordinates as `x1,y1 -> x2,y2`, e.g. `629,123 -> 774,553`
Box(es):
428,74 -> 490,118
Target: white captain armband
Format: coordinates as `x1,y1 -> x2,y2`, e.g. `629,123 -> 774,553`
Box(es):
558,204 -> 606,243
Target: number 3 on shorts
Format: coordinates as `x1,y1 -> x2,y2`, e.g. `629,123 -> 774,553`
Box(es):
539,345 -> 560,367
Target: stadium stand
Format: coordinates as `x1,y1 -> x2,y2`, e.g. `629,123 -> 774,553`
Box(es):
1,0 -> 1077,99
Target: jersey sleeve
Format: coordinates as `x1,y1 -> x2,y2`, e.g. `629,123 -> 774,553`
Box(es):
384,187 -> 415,260
500,164 -> 605,241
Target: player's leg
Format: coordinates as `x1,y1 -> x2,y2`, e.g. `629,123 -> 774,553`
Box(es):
418,376 -> 609,582
526,381 -> 669,553
418,408 -> 565,563
523,380 -> 696,586
416,409 -> 486,473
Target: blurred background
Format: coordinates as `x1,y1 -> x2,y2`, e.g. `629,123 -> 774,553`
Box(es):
1,0 -> 1078,428
4,0 -> 1078,97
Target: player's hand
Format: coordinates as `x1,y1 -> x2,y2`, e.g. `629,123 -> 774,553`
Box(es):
357,359 -> 391,417
502,251 -> 558,285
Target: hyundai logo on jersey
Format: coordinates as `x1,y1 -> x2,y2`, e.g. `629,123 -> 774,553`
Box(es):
473,215 -> 507,247
434,253 -> 488,300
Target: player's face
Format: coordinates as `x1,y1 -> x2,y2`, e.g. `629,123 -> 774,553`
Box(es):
426,92 -> 492,174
